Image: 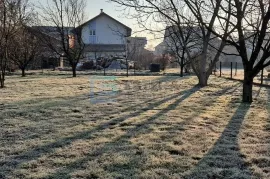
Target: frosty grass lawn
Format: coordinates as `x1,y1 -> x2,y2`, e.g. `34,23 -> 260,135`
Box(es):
0,74 -> 269,178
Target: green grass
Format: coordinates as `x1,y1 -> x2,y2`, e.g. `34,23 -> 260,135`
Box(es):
0,74 -> 269,179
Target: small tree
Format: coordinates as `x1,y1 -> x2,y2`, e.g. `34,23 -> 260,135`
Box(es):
39,0 -> 86,77
156,54 -> 169,71
137,49 -> 155,70
186,0 -> 270,102
10,26 -> 41,77
107,26 -> 133,77
0,0 -> 30,87
164,25 -> 200,77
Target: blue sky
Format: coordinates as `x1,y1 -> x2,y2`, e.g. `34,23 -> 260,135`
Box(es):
38,0 -> 161,49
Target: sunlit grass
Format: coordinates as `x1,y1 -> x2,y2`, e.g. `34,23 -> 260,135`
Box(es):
0,74 -> 269,178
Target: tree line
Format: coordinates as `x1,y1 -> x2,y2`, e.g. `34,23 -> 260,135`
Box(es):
0,0 -> 86,88
0,0 -> 35,87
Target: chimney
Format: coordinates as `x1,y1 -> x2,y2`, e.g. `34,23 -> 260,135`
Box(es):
100,9 -> 103,13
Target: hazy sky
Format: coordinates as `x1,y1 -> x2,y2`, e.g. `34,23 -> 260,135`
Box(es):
38,0 -> 162,50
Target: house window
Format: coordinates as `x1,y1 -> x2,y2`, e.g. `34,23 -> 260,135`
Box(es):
90,30 -> 96,36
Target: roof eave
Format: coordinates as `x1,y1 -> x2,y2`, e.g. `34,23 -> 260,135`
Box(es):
75,12 -> 132,35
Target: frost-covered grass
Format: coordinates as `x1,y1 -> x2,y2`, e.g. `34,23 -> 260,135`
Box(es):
0,74 -> 269,179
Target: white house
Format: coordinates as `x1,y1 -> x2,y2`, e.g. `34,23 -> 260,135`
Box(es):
76,9 -> 132,59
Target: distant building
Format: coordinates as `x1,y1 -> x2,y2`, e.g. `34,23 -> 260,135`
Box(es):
126,37 -> 147,61
159,25 -> 247,68
32,10 -> 150,69
75,9 -> 132,59
25,26 -> 65,69
154,41 -> 167,56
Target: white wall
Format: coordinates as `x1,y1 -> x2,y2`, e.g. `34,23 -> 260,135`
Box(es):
82,15 -> 128,45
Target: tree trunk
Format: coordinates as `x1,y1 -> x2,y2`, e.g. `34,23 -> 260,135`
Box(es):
0,74 -> 4,88
134,62 -> 136,75
22,68 -> 26,77
198,72 -> 208,87
194,52 -> 208,87
126,61 -> 129,77
72,65 -> 76,77
242,74 -> 253,103
180,58 -> 184,77
185,67 -> 189,73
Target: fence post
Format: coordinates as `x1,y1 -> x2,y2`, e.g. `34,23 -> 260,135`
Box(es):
104,67 -> 106,76
231,62 -> 233,79
220,61 -> 222,77
261,68 -> 264,85
235,62 -> 237,76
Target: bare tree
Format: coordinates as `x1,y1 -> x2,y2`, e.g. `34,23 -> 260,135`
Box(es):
138,49 -> 155,70
108,26 -> 132,77
227,0 -> 270,103
109,0 -> 232,86
156,54 -> 170,71
0,0 -> 31,88
126,37 -> 148,74
10,26 -> 41,77
39,0 -> 86,77
180,0 -> 234,87
186,0 -> 270,102
164,25 -> 200,77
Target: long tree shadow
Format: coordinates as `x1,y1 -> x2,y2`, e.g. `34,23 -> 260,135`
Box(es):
2,75 -> 184,118
99,83 -> 243,178
0,91 -> 166,145
44,83 -> 242,178
183,103 -> 252,179
44,86 -> 200,178
1,85 -> 197,178
1,77 -> 185,147
1,77 -> 241,178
